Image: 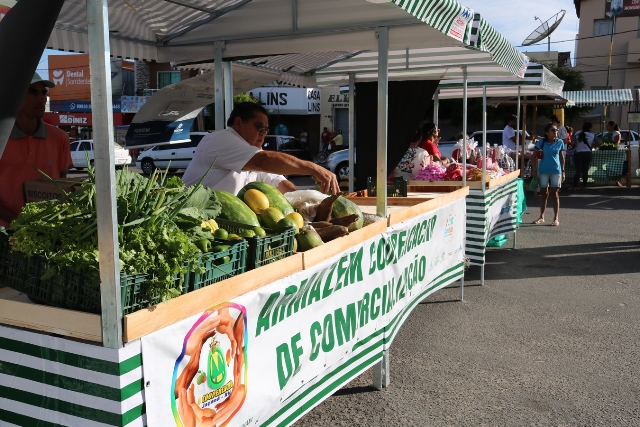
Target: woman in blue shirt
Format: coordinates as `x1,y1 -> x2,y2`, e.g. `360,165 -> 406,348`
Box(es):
533,123 -> 565,226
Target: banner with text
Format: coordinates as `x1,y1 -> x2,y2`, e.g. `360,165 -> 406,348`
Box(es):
142,198 -> 466,427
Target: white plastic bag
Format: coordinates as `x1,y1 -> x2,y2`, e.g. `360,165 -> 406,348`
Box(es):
284,190 -> 329,222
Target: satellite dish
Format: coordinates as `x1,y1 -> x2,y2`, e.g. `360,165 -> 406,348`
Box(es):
522,10 -> 566,52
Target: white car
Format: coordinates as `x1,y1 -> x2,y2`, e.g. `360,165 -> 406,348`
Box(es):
70,140 -> 132,170
135,132 -> 210,175
595,130 -> 640,146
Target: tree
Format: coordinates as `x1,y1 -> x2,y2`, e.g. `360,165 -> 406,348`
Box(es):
538,64 -> 592,123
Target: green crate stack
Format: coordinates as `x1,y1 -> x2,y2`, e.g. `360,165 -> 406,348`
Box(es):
215,219 -> 295,270
188,238 -> 247,292
0,233 -> 29,292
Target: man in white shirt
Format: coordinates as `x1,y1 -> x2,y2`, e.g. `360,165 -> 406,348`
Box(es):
183,102 -> 339,195
550,115 -> 568,147
502,115 -> 518,150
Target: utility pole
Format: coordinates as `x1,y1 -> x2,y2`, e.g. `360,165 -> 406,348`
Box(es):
603,12 -> 618,133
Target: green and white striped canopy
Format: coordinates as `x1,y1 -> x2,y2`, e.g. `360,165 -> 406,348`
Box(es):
562,89 -> 634,107
49,0 -> 528,81
436,63 -> 565,99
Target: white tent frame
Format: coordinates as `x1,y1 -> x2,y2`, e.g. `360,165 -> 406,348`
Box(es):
79,2 -> 529,391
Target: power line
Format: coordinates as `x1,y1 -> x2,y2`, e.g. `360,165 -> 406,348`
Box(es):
518,27 -> 640,48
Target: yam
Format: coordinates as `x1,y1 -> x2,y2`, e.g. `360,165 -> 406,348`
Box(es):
329,214 -> 359,228
313,194 -> 340,222
316,225 -> 349,242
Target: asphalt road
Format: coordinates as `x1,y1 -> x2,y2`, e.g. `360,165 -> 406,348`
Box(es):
295,186 -> 640,427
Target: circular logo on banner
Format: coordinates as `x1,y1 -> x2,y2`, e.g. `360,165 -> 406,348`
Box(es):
171,303 -> 248,427
443,210 -> 457,244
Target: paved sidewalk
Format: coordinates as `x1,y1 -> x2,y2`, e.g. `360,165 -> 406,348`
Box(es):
296,187 -> 640,426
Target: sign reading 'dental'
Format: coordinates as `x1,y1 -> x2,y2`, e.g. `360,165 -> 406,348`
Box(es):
48,54 -> 91,101
605,0 -> 640,17
48,54 -> 125,101
247,87 -> 321,115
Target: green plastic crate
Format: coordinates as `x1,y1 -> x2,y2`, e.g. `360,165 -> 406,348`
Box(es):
188,238 -> 247,292
215,219 -> 295,270
0,233 -> 29,292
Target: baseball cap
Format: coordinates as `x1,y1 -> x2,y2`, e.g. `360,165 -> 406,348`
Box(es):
31,72 -> 55,88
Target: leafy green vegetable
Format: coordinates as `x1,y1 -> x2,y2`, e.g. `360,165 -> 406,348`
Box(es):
8,167 -> 218,303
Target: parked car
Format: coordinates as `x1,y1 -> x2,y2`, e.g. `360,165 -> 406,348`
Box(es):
262,135 -> 311,161
70,139 -> 131,170
595,130 -> 639,146
317,148 -> 356,181
135,132 -> 210,175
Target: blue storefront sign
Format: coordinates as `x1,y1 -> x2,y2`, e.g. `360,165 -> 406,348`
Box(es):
49,99 -> 122,113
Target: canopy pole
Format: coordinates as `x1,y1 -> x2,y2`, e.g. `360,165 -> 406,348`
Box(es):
348,72 -> 355,193
376,27 -> 389,218
87,0 -> 122,349
462,66 -> 467,187
214,41 -> 225,130
223,61 -> 233,127
433,89 -> 439,128
482,86 -> 487,190
516,86 -> 521,176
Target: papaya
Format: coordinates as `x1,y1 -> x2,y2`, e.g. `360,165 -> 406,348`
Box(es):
238,182 -> 294,216
243,189 -> 269,214
331,196 -> 364,232
214,190 -> 260,227
295,227 -> 324,252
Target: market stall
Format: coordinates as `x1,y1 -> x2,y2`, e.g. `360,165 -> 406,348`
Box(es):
0,188 -> 469,426
0,0 -> 530,425
400,64 -> 566,284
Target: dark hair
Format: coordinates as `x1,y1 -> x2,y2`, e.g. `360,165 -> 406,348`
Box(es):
456,133 -> 468,141
227,102 -> 268,127
579,122 -> 592,145
543,123 -> 556,142
565,126 -> 573,134
421,122 -> 437,140
550,114 -> 560,124
410,127 -> 422,143
606,120 -> 619,131
506,114 -> 518,125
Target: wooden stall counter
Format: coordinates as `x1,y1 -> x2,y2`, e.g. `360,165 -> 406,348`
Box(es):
408,170 -> 520,192
0,287 -> 102,342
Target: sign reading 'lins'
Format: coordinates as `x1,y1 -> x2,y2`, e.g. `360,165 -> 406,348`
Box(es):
48,54 -> 91,101
605,0 -> 640,17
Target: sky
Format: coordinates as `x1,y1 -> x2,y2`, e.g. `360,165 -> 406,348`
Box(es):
36,0 -> 581,73
463,0 -> 580,63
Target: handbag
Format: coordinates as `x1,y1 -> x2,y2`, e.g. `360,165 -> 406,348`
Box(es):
528,176 -> 539,191
534,139 -> 544,159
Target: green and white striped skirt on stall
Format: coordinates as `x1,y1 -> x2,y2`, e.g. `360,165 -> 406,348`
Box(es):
465,178 -> 519,265
0,325 -> 145,427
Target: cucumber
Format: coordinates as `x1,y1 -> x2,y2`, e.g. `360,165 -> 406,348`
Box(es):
213,190 -> 260,226
237,182 -> 294,216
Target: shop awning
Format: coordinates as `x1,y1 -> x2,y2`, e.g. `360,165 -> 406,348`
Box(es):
436,63 -> 564,99
49,0 -> 528,80
562,89 -> 634,107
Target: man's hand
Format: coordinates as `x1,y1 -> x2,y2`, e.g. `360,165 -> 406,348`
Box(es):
244,151 -> 339,194
311,166 -> 340,194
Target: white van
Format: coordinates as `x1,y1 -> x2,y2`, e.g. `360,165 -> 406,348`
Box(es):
135,132 -> 210,174
70,140 -> 131,170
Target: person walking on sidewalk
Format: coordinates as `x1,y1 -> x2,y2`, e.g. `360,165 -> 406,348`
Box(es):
533,123 -> 565,226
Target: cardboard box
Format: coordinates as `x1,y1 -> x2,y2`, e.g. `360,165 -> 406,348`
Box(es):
23,178 -> 85,203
